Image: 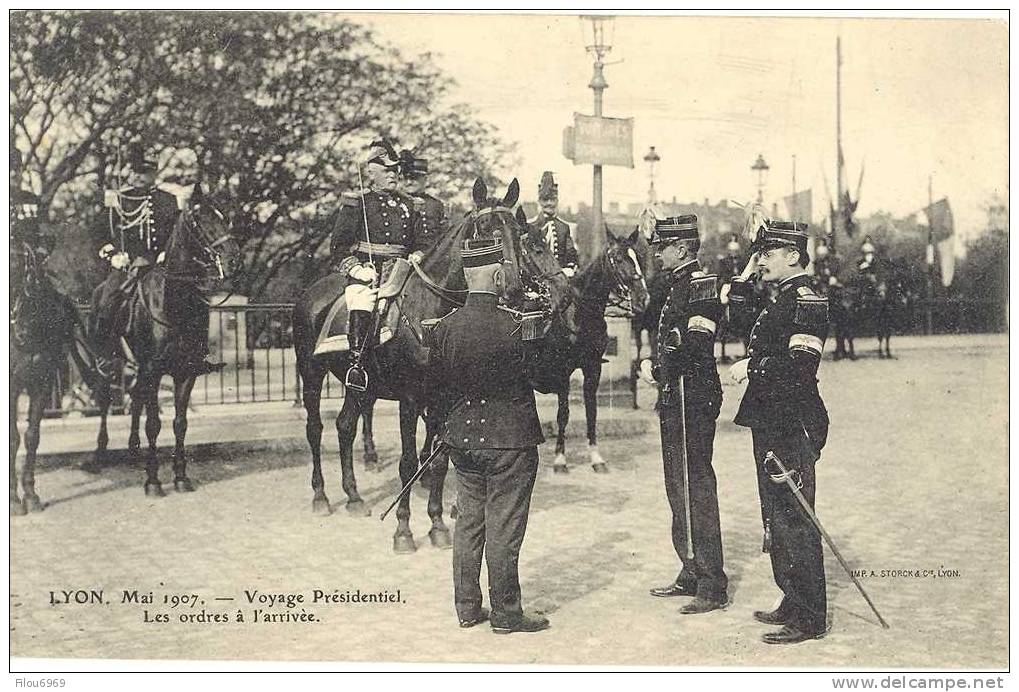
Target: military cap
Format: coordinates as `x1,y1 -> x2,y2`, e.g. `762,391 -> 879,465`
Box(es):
364,138 -> 399,167
462,238 -> 504,268
759,220 -> 809,253
398,149 -> 428,179
127,143 -> 157,173
650,214 -> 699,245
538,171 -> 558,201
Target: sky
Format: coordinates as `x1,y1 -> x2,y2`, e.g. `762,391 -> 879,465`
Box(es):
348,12 -> 1007,244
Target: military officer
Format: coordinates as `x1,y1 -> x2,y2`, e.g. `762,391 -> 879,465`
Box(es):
398,148 -> 446,250
431,239 -> 548,635
318,139 -> 428,384
528,171 -> 579,277
729,221 -> 830,645
639,214 -> 728,615
812,237 -> 840,294
10,150 -> 45,263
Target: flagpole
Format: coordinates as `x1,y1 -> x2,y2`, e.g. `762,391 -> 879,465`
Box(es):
925,175 -> 934,335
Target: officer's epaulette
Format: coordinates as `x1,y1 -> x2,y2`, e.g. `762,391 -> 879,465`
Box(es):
794,288 -> 829,326
689,274 -> 719,303
340,191 -> 364,208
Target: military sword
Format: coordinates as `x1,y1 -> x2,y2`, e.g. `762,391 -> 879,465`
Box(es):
764,451 -> 890,629
676,375 -> 695,561
379,441 -> 449,522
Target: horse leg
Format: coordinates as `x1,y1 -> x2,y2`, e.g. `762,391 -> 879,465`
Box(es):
423,413 -> 451,549
630,326 -> 642,410
335,395 -> 368,516
361,396 -> 380,472
393,399 -> 420,553
171,374 -> 197,492
128,386 -> 144,464
553,380 -> 571,474
21,386 -> 47,512
85,380 -> 112,473
584,361 -> 608,473
302,366 -> 331,515
10,388 -> 25,516
140,373 -> 165,497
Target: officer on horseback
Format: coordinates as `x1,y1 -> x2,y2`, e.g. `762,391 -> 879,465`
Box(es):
318,138 -> 427,389
812,236 -> 840,294
528,171 -> 579,278
398,148 -> 446,250
9,149 -> 47,268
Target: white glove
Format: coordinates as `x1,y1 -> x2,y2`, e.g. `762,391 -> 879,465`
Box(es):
111,252 -> 131,270
562,266 -> 576,278
99,243 -> 115,260
156,251 -> 166,265
719,282 -> 731,305
408,251 -> 424,264
639,358 -> 656,385
349,263 -> 377,283
828,276 -> 839,286
729,358 -> 749,384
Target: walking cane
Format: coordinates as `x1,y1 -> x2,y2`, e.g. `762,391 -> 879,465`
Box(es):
379,442 -> 449,522
764,451 -> 890,629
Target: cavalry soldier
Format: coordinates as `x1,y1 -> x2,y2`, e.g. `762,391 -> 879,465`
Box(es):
729,221 -> 830,645
812,236 -> 840,294
639,214 -> 728,615
398,148 -> 446,250
431,238 -> 549,634
9,150 -> 46,265
318,139 -> 427,387
528,171 -> 579,278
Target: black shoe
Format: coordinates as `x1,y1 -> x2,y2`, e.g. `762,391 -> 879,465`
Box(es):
762,624 -> 826,645
458,607 -> 489,629
649,581 -> 697,598
753,607 -> 789,626
679,596 -> 728,615
491,612 -> 550,634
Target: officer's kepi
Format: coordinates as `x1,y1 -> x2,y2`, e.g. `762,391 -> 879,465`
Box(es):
364,139 -> 399,168
461,238 -> 504,267
758,220 -> 809,254
650,214 -> 698,245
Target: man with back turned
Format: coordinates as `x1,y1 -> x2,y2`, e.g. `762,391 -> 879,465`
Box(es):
431,238 -> 549,635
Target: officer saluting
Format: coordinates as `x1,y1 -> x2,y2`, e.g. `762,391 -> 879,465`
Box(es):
639,214 -> 728,615
729,221 -> 830,645
528,171 -> 579,278
431,238 -> 548,634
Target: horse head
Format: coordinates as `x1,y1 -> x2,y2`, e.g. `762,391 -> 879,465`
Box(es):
461,177 -> 525,305
165,183 -> 240,287
604,228 -> 650,315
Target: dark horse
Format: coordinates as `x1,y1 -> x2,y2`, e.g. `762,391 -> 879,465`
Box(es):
88,184 -> 238,494
292,178 -> 528,554
521,226 -> 648,473
11,242 -> 105,514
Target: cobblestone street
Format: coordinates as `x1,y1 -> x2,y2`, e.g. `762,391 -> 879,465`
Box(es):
10,335 -> 1008,668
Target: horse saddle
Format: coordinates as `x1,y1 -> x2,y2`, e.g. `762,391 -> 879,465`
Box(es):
313,258 -> 414,356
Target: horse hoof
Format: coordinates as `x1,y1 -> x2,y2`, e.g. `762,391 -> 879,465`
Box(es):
23,494 -> 44,512
591,462 -> 609,474
364,450 -> 379,467
393,532 -> 417,554
312,497 -> 333,516
346,500 -> 370,517
429,527 -> 452,550
364,461 -> 383,474
174,478 -> 195,493
144,482 -> 165,498
553,465 -> 570,475
10,499 -> 27,516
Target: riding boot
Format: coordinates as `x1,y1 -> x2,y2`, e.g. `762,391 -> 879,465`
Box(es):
187,317 -> 226,376
92,292 -> 125,378
345,310 -> 372,391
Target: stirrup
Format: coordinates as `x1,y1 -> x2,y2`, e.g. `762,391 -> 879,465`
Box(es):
345,363 -> 368,392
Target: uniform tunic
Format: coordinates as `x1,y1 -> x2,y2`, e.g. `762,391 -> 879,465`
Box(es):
409,190 -> 446,251
652,259 -> 727,600
431,292 -> 544,625
112,186 -> 180,264
734,272 -> 830,634
528,213 -> 579,271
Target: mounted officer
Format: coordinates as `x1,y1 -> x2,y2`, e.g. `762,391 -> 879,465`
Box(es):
812,236 -> 840,294
431,238 -> 549,634
639,214 -> 728,615
729,221 -> 830,645
317,139 -> 427,389
398,148 -> 446,250
91,145 -> 183,369
9,149 -> 47,276
528,171 -> 579,278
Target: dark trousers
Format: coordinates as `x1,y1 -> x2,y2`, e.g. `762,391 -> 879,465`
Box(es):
751,426 -> 827,633
450,446 -> 539,626
659,404 -> 728,601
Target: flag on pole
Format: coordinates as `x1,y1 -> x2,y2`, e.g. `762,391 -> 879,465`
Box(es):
925,197 -> 955,286
783,189 -> 813,222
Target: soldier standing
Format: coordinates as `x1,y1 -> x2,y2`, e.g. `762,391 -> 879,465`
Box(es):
639,214 -> 728,615
729,221 -> 830,645
431,239 -> 549,634
318,139 -> 427,386
398,148 -> 446,250
528,171 -> 579,278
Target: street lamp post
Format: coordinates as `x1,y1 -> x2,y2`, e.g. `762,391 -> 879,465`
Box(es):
643,145 -> 660,205
583,15 -> 614,262
751,153 -> 770,204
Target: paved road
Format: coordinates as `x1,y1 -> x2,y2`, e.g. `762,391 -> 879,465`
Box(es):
10,334 -> 1008,667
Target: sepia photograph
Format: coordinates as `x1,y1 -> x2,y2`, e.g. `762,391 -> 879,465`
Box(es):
7,8 -> 1010,679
